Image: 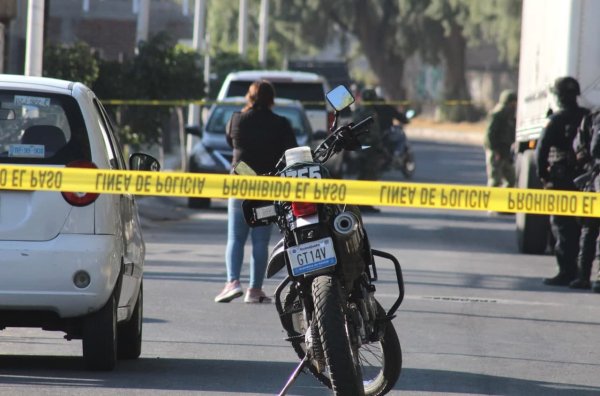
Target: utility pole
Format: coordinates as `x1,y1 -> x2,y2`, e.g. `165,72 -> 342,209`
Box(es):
0,0 -> 16,73
185,0 -> 207,167
135,0 -> 150,46
24,0 -> 44,76
238,0 -> 248,57
258,0 -> 269,68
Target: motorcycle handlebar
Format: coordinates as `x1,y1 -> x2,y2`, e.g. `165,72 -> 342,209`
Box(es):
350,116 -> 374,133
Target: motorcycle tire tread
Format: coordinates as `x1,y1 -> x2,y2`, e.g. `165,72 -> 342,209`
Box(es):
313,275 -> 365,396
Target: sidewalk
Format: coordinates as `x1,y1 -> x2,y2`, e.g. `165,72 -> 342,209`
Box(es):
405,119 -> 485,146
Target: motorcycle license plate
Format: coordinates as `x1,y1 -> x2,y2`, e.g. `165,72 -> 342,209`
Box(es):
287,237 -> 337,276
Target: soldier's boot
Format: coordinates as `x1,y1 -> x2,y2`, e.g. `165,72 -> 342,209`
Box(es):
593,270 -> 600,293
568,266 -> 592,289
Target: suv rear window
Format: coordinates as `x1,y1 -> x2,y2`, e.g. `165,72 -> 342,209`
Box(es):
0,91 -> 90,165
227,81 -> 325,110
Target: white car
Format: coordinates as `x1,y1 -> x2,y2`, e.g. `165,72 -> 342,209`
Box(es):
217,70 -> 332,133
0,75 -> 159,370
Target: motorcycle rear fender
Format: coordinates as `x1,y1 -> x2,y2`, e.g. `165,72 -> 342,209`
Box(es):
266,238 -> 286,278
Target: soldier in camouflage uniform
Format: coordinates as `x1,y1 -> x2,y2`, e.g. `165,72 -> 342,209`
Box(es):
484,90 -> 517,188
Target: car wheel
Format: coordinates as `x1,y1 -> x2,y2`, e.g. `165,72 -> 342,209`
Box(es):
117,282 -> 143,360
83,293 -> 117,371
188,197 -> 211,209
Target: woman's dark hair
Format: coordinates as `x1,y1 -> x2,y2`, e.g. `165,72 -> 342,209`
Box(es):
243,80 -> 275,111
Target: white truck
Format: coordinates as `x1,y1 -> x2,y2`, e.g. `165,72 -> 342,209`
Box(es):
515,0 -> 600,253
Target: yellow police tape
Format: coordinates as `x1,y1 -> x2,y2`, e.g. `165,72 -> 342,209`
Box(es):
102,99 -> 467,107
0,165 -> 597,217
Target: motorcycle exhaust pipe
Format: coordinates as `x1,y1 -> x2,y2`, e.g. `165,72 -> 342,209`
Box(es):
332,212 -> 359,238
332,211 -> 364,254
332,211 -> 366,285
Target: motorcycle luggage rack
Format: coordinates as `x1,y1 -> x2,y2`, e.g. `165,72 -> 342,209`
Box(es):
371,249 -> 405,317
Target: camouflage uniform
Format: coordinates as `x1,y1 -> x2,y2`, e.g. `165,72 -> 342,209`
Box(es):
483,90 -> 517,187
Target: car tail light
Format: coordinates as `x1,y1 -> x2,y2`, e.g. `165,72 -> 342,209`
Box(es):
61,160 -> 99,207
292,202 -> 318,217
327,111 -> 335,130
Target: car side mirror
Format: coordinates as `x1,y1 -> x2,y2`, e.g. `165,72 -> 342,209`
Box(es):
129,153 -> 161,171
185,124 -> 202,137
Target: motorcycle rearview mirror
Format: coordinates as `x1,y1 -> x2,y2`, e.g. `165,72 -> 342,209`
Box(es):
233,161 -> 257,176
326,85 -> 355,112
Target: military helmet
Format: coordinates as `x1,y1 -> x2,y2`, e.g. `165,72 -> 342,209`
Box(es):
551,76 -> 581,96
361,88 -> 378,102
499,90 -> 517,104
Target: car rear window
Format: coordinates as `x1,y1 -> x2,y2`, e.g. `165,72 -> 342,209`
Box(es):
206,104 -> 310,139
227,81 -> 325,110
0,90 -> 90,165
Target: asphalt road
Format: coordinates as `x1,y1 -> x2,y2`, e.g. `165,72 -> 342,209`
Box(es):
1,139 -> 600,395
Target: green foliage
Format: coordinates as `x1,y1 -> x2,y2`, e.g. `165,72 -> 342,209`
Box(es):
206,0 -> 318,64
207,49 -> 256,98
92,32 -> 204,147
43,41 -> 99,87
468,0 -> 522,67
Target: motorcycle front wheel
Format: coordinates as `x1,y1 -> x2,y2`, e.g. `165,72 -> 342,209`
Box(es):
282,285 -> 402,396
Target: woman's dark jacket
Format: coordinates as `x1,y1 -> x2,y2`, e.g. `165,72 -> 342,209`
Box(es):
227,106 -> 298,175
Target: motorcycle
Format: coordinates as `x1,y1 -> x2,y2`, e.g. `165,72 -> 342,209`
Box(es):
340,109 -> 416,180
238,85 -> 405,396
381,115 -> 416,179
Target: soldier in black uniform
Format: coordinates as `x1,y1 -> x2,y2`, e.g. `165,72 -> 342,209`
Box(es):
536,76 -> 590,286
353,88 -> 385,213
569,111 -> 600,290
587,113 -> 600,293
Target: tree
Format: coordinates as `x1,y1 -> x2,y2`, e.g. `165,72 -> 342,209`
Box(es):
467,0 -> 522,67
205,0 -> 287,71
270,0 -> 521,120
271,0 -> 423,101
93,32 -> 204,147
208,49 -> 256,98
422,0 -> 522,120
43,41 -> 100,87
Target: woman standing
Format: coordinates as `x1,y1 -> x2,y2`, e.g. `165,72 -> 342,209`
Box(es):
215,80 -> 298,303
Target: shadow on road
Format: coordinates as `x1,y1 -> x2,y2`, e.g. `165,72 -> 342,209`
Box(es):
1,355 -> 598,395
0,355 -> 327,395
397,367 -> 600,395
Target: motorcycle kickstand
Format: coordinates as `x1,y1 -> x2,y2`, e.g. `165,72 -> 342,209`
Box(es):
278,356 -> 309,396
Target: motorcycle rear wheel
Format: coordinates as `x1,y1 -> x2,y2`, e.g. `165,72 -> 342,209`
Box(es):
401,150 -> 415,179
282,286 -> 402,396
